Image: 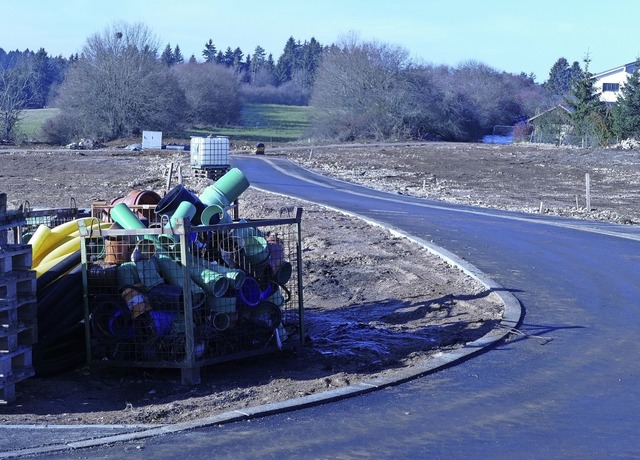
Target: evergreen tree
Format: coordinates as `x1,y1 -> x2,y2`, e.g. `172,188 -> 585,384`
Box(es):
202,39 -> 216,63
545,57 -> 571,98
296,37 -> 324,90
239,53 -> 251,83
300,38 -> 323,76
161,43 -> 174,66
265,53 -> 275,74
2,50 -> 22,70
252,45 -> 266,67
232,47 -> 244,71
545,58 -> 583,100
564,55 -> 610,145
0,48 -> 8,70
173,45 -> 184,64
275,37 -> 298,85
612,63 -> 640,139
273,37 -> 324,87
568,61 -> 582,85
45,54 -> 68,103
222,47 -> 234,67
30,48 -> 54,107
250,45 -> 266,82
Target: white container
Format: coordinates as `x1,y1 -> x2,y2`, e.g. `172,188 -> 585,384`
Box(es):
190,136 -> 229,168
142,131 -> 162,149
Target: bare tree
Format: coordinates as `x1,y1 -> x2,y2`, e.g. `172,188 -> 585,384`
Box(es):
311,34 -> 546,142
46,22 -> 186,142
0,63 -> 32,141
171,62 -> 241,126
310,34 -> 413,141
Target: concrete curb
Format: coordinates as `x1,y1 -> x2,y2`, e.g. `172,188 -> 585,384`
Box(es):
0,190 -> 523,459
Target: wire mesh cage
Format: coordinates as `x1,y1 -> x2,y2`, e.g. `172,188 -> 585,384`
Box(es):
91,201 -> 161,229
23,200 -> 80,230
80,208 -> 303,384
3,199 -> 80,245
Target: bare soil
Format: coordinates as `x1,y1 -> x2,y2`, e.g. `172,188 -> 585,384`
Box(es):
2,140 -> 634,425
278,141 -> 640,224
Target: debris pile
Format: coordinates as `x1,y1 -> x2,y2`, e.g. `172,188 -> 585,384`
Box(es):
615,138 -> 640,150
12,168 -> 303,384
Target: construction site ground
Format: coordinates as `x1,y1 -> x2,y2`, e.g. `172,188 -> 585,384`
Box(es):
1,140 -> 636,425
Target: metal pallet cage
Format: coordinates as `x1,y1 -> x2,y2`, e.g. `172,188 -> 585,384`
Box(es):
19,199 -> 80,243
79,209 -> 304,384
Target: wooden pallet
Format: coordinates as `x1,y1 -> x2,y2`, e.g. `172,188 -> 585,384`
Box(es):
192,167 -> 230,181
0,245 -> 32,275
0,346 -> 35,404
0,293 -> 37,331
0,323 -> 37,353
0,271 -> 36,303
0,198 -> 36,403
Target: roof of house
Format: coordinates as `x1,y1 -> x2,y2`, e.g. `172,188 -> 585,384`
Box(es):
527,104 -> 573,123
593,61 -> 640,79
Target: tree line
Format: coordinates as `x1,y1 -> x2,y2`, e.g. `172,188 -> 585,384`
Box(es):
0,31 -> 324,110
2,21 -> 639,146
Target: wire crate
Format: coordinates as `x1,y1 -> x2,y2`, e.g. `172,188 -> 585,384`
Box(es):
80,209 -> 304,384
22,199 -> 79,231
16,200 -> 81,245
91,202 -> 161,228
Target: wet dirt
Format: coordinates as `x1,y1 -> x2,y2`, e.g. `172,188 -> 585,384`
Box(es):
3,140 -> 632,425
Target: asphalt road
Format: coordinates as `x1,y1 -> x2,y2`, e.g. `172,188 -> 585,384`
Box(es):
29,156 -> 640,459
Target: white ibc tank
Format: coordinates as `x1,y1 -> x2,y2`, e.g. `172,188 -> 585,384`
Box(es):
190,136 -> 229,168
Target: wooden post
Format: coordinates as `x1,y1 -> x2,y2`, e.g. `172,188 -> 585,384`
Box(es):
165,162 -> 174,192
585,173 -> 591,212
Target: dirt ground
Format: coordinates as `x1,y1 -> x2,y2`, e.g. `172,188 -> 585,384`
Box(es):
278,141 -> 640,224
2,140 -> 635,425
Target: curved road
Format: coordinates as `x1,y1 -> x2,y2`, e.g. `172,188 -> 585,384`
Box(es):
41,156 -> 640,458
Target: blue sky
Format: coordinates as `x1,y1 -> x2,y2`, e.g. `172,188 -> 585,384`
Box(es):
1,0 -> 638,82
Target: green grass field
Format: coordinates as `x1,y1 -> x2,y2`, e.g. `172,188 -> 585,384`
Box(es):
187,104 -> 311,143
18,104 -> 311,144
16,108 -> 60,140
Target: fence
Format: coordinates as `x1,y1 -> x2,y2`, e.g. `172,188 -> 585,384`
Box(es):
79,208 -> 304,385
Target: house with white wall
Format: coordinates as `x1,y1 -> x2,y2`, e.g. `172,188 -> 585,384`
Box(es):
593,61 -> 640,103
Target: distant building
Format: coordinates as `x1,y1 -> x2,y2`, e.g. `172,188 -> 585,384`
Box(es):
527,104 -> 574,145
593,61 -> 640,104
